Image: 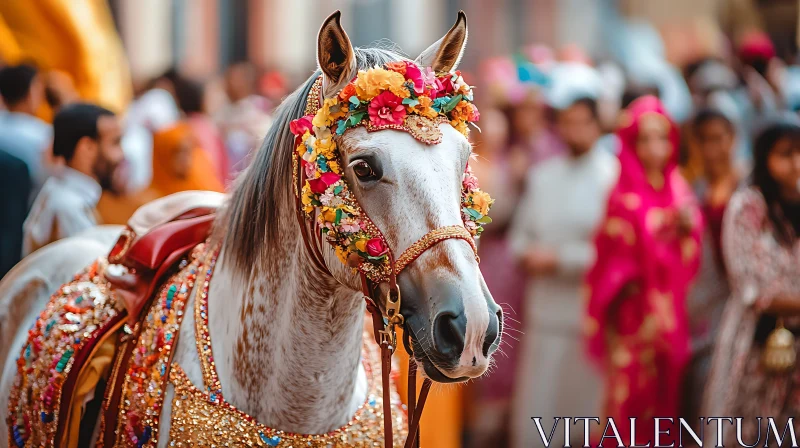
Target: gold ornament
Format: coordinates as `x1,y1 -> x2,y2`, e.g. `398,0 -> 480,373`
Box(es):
762,318 -> 796,373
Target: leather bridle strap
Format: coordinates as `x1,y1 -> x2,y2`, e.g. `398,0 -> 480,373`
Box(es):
358,226 -> 477,448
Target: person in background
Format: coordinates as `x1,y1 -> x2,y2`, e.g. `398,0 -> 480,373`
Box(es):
0,149 -> 30,278
23,103 -> 123,255
146,122 -> 224,199
215,62 -> 272,175
0,64 -> 51,200
509,97 -> 619,448
585,96 -> 702,446
682,109 -> 741,425
702,120 -> 800,444
174,77 -> 229,184
97,121 -> 223,225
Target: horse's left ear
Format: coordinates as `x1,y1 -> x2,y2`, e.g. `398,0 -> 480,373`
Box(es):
317,10 -> 357,98
415,11 -> 468,73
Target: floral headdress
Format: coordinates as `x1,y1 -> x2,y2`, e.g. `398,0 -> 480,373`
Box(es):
290,61 -> 492,281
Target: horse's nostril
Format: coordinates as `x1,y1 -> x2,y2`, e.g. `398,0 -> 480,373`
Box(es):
482,308 -> 503,357
432,311 -> 466,358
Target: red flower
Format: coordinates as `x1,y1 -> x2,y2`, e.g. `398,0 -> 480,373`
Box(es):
368,91 -> 406,126
308,178 -> 328,194
437,76 -> 455,97
366,238 -> 389,257
320,172 -> 341,186
290,115 -> 314,136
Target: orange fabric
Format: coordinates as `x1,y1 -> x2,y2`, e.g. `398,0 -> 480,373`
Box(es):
149,123 -> 224,198
394,328 -> 463,448
0,0 -> 131,112
96,191 -> 153,225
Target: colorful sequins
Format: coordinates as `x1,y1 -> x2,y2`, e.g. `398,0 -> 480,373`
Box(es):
114,247 -> 201,447
7,259 -> 121,447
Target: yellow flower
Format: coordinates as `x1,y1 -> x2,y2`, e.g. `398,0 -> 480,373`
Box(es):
354,68 -> 407,101
410,96 -> 438,119
314,137 -> 335,158
301,183 -> 314,213
328,160 -> 340,174
354,238 -> 368,252
451,119 -> 468,136
322,208 -> 337,223
334,246 -> 348,264
312,98 -> 346,128
470,190 -> 493,215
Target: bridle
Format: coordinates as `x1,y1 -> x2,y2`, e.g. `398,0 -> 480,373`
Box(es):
293,76 -> 479,447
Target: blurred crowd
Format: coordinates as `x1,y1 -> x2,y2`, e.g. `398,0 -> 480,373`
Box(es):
463,22 -> 800,448
0,61 -> 288,277
1,4 -> 800,448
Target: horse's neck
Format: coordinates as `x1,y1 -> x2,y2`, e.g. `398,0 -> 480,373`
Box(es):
206,238 -> 367,433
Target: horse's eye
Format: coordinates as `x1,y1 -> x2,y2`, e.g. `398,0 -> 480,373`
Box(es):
352,160 -> 375,180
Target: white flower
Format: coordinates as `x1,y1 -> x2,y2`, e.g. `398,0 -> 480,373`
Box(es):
320,192 -> 335,206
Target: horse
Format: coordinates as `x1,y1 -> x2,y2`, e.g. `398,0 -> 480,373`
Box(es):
0,11 -> 502,447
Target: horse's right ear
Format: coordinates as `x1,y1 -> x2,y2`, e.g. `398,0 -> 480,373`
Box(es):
317,11 -> 356,98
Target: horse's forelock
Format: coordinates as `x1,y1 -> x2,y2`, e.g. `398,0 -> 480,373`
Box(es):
216,47 -> 408,276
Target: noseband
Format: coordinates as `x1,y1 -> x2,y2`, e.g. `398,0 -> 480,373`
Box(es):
292,74 -> 483,447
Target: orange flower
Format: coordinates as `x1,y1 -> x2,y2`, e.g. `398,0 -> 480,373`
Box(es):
410,96 -> 438,119
338,84 -> 357,102
450,100 -> 474,122
384,61 -> 407,75
470,190 -> 493,215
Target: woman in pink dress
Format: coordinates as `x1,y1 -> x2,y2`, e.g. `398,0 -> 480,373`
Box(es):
585,96 -> 703,445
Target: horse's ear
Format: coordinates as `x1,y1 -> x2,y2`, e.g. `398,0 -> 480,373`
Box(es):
317,11 -> 356,98
415,11 -> 468,73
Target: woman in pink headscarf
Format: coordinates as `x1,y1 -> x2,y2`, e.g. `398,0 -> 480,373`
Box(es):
585,96 -> 703,445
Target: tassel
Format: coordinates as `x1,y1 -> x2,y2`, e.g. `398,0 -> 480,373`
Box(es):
762,318 -> 796,373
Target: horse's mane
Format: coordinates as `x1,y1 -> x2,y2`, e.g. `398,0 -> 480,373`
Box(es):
215,47 -> 409,275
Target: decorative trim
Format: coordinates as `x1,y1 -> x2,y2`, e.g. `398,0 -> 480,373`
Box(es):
114,248 -> 202,447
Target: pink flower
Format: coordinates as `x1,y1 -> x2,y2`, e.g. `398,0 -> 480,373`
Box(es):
422,67 -> 437,86
340,221 -> 361,233
404,62 -> 425,95
469,105 -> 480,122
303,160 -> 316,179
366,238 -> 389,257
462,173 -> 479,190
320,172 -> 341,186
368,91 -> 406,126
290,115 -> 314,136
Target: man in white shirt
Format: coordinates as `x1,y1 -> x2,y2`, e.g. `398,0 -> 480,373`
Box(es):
0,64 -> 52,201
23,103 -> 124,256
509,97 -> 620,448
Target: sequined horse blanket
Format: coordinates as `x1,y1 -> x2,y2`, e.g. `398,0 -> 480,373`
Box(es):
7,192 -> 224,448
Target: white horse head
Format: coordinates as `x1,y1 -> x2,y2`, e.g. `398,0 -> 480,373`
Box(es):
221,11 -> 501,384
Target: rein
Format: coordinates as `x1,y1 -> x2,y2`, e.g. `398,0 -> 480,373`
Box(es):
293,76 -> 479,447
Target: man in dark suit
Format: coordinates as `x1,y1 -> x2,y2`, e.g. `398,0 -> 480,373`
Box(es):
0,148 -> 31,278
